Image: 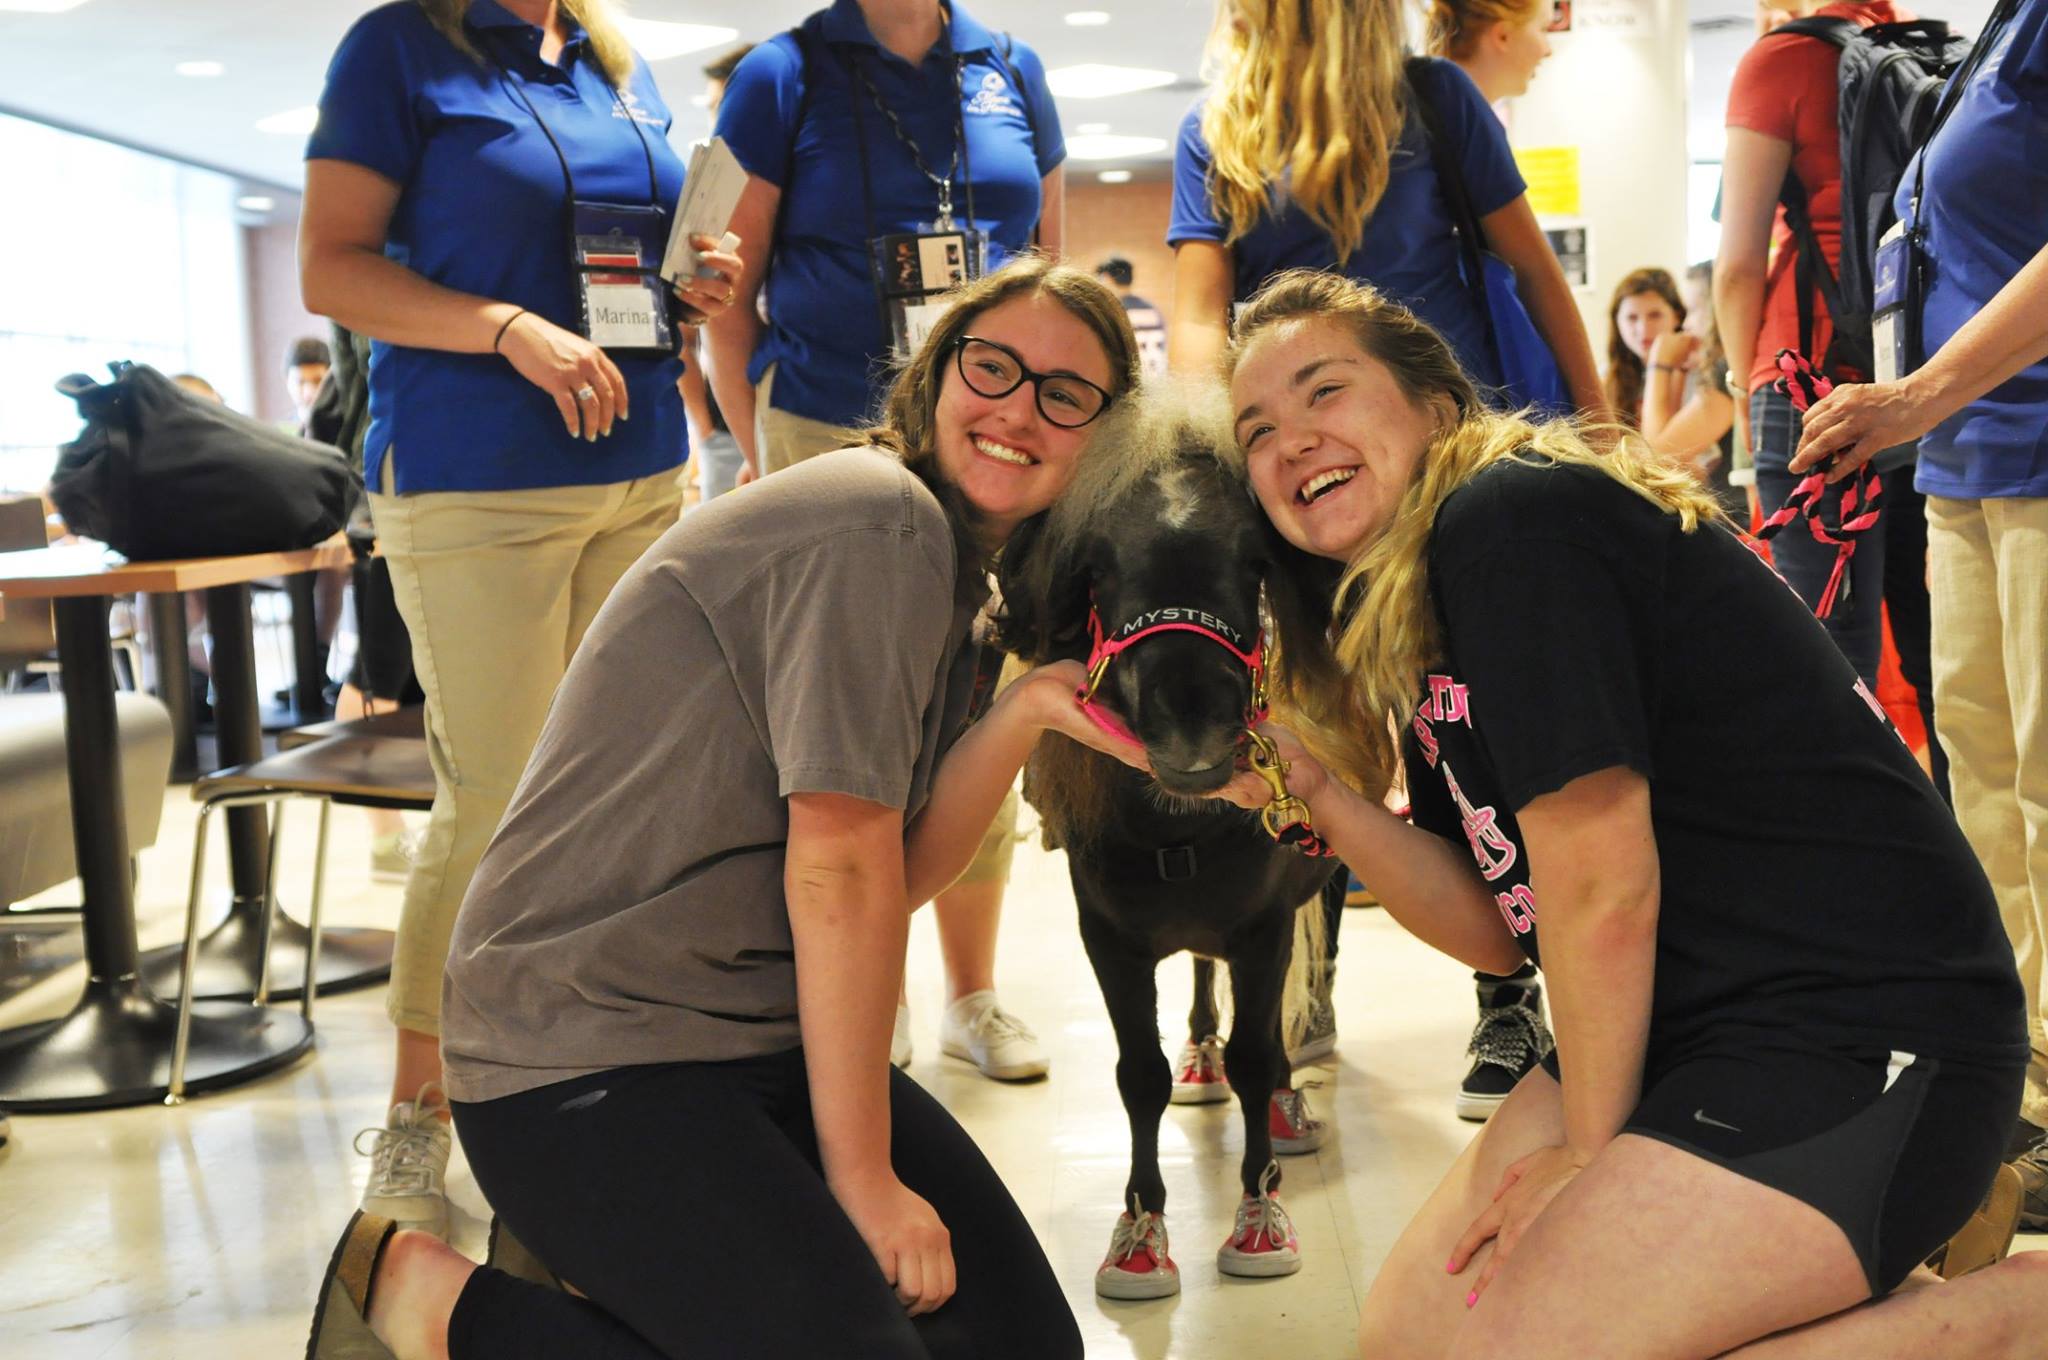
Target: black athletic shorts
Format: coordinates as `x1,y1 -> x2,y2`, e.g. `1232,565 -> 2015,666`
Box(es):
347,555 -> 422,704
1620,1041 -> 2024,1294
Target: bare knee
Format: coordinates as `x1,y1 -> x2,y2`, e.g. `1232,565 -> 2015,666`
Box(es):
1356,1272 -> 1450,1360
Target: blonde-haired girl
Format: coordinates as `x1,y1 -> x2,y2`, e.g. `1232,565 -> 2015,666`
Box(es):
1220,268 -> 2041,1357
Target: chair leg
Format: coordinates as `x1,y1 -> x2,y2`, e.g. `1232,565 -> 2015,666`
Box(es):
253,802 -> 288,1006
167,802 -> 218,1106
301,799 -> 332,1022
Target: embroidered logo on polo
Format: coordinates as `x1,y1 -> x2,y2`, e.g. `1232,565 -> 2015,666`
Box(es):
1414,673 -> 1539,938
611,88 -> 664,126
966,69 -> 1019,117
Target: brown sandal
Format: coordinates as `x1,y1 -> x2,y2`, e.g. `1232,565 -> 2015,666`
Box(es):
305,1210 -> 401,1360
1928,1163 -> 2024,1281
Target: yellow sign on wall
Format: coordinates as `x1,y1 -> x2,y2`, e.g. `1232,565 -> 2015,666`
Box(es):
1515,146 -> 1582,218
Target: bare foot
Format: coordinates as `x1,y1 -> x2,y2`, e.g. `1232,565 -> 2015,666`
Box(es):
367,1229 -> 476,1360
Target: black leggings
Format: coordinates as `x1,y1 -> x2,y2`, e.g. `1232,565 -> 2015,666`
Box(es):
447,1051 -> 1083,1360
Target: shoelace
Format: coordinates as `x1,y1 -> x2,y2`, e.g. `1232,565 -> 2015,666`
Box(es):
1108,1194 -> 1170,1266
1180,1035 -> 1225,1081
967,1004 -> 1036,1047
1272,1082 -> 1322,1132
353,1086 -> 449,1198
1234,1162 -> 1295,1249
1467,1003 -> 1554,1072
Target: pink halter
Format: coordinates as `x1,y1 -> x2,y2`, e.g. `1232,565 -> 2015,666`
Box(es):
1074,600 -> 1266,749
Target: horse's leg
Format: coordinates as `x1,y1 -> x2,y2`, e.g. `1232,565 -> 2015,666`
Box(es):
1223,909 -> 1293,1197
1187,957 -> 1219,1041
1078,903 -> 1171,1214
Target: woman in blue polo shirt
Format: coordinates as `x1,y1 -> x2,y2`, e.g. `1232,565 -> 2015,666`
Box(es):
300,0 -> 741,1239
705,0 -> 1065,1088
1791,0 -> 2048,1230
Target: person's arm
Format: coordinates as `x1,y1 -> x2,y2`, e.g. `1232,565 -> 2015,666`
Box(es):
1170,240 -> 1235,379
1638,331 -> 1695,441
1713,128 -> 1793,419
705,173 -> 781,479
785,791 -> 954,1316
1480,195 -> 1607,418
1035,166 -> 1066,258
1207,724 -> 1525,975
1792,239 -> 2048,476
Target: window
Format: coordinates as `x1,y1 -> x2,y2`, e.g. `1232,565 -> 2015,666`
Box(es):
0,112 -> 251,494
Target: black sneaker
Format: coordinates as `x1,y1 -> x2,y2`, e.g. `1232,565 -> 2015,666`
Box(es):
1456,970 -> 1553,1122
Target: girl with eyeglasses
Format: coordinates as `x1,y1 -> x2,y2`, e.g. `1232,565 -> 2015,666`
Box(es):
306,258 -> 1139,1360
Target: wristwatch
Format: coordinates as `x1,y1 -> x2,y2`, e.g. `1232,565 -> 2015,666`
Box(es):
1725,371 -> 1749,400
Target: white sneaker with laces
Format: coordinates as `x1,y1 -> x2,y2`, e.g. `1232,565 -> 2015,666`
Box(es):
356,1082 -> 453,1240
939,990 -> 1048,1081
1170,1035 -> 1229,1104
1217,1162 -> 1302,1278
892,1004 -> 913,1069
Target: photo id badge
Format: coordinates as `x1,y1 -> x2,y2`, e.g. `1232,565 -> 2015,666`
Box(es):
869,227 -> 988,362
572,202 -> 674,357
1871,221 -> 1915,385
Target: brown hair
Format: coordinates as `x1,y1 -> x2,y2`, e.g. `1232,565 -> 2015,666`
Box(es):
1227,269 -> 1724,794
1604,267 -> 1686,427
1200,0 -> 1409,260
416,0 -> 636,86
703,42 -> 756,85
1425,0 -> 1549,59
862,255 -> 1143,592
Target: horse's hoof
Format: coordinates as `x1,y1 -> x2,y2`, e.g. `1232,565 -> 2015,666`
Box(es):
1096,1205 -> 1181,1299
1170,1036 -> 1230,1105
1217,1183 -> 1301,1279
1269,1087 -> 1327,1154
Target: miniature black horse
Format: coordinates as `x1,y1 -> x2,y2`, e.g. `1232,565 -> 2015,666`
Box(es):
998,384 -> 1339,1298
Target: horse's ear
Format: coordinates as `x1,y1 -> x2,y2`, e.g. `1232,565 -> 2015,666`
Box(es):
994,515 -> 1092,662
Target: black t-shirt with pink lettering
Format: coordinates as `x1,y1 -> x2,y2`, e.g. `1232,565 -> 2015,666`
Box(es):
1400,457 -> 2025,1071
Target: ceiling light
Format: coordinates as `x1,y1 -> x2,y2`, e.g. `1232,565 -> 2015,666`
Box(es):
1065,9 -> 1112,23
236,195 -> 276,213
1046,64 -> 1178,99
616,17 -> 739,61
175,60 -> 225,78
0,0 -> 93,12
255,106 -> 319,136
1097,170 -> 1133,184
1066,133 -> 1167,160
1077,122 -> 1111,135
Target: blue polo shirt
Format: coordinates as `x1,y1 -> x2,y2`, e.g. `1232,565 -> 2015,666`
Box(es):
1905,0 -> 2048,500
308,0 -> 688,494
713,0 -> 1064,428
1168,59 -> 1523,392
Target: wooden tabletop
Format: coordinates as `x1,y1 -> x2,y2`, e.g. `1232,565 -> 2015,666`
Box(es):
0,538 -> 352,599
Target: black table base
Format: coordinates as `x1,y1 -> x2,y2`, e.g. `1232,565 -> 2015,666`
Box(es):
139,907 -> 392,1003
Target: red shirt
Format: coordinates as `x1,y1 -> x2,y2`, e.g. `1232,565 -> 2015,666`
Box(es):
1725,1 -> 1909,389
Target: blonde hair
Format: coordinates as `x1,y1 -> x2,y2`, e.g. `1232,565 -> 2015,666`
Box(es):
1200,0 -> 1409,260
1426,0 -> 1548,58
417,0 -> 637,87
1227,270 -> 1726,793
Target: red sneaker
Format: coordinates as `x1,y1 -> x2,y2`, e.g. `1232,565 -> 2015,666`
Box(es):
1170,1035 -> 1229,1105
1269,1085 -> 1327,1155
1095,1197 -> 1180,1299
1217,1163 -> 1302,1278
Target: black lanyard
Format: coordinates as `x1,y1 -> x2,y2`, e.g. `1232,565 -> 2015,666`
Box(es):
841,45 -> 980,246
492,42 -> 660,217
1905,0 -> 2022,233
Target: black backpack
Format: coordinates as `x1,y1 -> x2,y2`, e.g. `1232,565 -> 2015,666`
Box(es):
1770,15 -> 1972,377
48,362 -> 358,561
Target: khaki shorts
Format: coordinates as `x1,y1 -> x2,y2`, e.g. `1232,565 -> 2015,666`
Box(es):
755,364 -> 858,475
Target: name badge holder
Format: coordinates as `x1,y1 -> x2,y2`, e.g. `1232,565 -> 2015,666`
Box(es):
495,60 -> 676,358
843,46 -> 986,363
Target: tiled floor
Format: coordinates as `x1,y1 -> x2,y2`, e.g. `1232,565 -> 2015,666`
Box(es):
1,792 -> 2041,1359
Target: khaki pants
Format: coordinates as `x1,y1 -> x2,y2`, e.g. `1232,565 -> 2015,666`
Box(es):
1928,493 -> 2048,1127
755,363 -> 858,474
370,455 -> 684,1034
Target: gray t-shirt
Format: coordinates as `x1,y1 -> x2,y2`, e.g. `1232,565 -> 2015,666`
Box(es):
440,448 -> 986,1103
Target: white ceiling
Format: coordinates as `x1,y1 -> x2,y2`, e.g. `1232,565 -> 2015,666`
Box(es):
0,0 -> 1217,193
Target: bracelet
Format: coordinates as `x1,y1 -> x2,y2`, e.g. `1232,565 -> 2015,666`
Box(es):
1725,370 -> 1749,399
491,308 -> 529,353
1648,362 -> 1680,373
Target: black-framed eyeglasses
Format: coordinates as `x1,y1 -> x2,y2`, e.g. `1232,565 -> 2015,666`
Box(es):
951,335 -> 1114,429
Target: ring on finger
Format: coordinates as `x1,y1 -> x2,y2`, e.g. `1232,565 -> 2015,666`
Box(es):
574,384 -> 598,403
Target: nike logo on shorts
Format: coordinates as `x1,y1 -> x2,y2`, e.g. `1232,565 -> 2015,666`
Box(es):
1693,1108 -> 1742,1133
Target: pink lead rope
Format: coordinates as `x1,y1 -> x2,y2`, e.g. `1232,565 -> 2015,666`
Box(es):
1754,348 -> 1884,619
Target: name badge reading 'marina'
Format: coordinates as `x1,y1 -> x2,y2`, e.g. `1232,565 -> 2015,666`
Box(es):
573,201 -> 675,356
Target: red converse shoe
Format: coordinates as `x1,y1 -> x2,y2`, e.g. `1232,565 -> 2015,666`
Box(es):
1170,1035 -> 1229,1105
1217,1162 -> 1301,1278
1096,1196 -> 1180,1299
1269,1084 -> 1327,1154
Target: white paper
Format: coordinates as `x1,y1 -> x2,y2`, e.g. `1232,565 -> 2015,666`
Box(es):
661,136 -> 747,286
